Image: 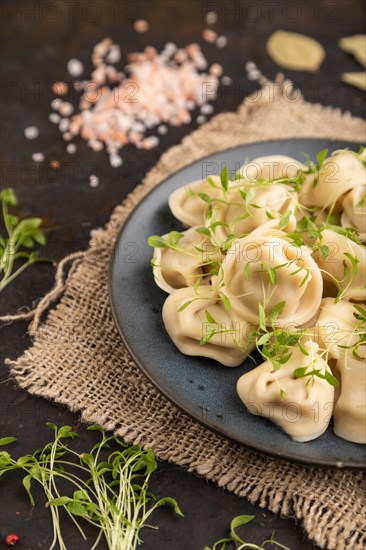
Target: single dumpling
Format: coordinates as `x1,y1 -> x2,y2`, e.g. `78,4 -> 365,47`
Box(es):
211,183 -> 298,245
221,234 -> 323,326
151,227 -> 221,293
341,184 -> 366,242
299,150 -> 366,210
168,176 -> 221,227
236,340 -> 335,442
314,297 -> 362,359
162,286 -> 256,367
313,298 -> 366,443
333,354 -> 366,444
313,229 -> 366,301
238,155 -> 305,182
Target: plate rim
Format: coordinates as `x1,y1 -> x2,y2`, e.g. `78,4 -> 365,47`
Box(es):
109,138 -> 366,470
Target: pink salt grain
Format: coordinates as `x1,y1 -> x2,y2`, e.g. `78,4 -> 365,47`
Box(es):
51,39 -> 219,167
52,82 -> 68,95
202,29 -> 218,43
209,63 -> 223,77
134,19 -> 149,33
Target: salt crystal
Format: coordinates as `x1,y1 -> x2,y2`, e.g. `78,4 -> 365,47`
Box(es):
59,102 -> 74,116
248,69 -> 262,81
216,35 -> 227,49
110,153 -> 123,167
59,118 -> 70,132
157,125 -> 168,135
51,98 -> 62,110
106,44 -> 121,64
201,104 -> 214,115
67,143 -> 77,154
221,75 -> 232,86
146,136 -> 159,147
134,19 -> 149,33
88,140 -> 104,152
52,81 -> 68,95
205,11 -> 217,25
89,174 -> 99,187
245,61 -> 257,71
202,29 -> 218,43
49,113 -> 61,124
209,63 -> 223,77
196,115 -> 206,125
32,152 -> 44,162
24,126 -> 39,139
67,58 -> 84,77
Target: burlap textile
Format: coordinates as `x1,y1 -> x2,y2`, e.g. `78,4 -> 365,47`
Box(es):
7,79 -> 366,550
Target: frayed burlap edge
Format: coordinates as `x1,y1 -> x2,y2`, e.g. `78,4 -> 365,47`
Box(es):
7,77 -> 366,550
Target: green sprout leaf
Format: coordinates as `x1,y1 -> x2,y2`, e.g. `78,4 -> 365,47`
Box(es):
220,165 -> 229,191
147,236 -> 169,248
0,188 -> 51,293
0,437 -> 17,446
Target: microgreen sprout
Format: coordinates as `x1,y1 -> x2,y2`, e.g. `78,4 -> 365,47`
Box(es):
338,305 -> 366,361
0,424 -> 183,550
203,514 -> 291,550
0,188 -> 52,292
302,148 -> 328,187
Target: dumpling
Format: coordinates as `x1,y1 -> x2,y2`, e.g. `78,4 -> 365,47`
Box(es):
238,155 -> 305,182
237,340 -> 335,442
313,229 -> 366,301
341,184 -> 366,242
299,150 -> 366,209
314,297 -> 361,359
222,234 -> 323,326
211,183 -> 298,244
168,176 -> 221,227
162,286 -> 256,366
313,298 -> 366,443
333,354 -> 366,444
152,227 -> 221,293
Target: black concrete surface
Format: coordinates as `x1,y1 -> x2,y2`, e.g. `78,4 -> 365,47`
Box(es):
1,1 -> 365,548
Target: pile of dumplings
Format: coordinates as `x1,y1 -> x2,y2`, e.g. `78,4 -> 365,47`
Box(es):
149,148 -> 366,444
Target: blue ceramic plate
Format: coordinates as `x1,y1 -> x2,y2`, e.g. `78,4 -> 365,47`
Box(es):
109,139 -> 366,469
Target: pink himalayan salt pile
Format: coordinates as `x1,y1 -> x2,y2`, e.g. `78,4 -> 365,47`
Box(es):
55,38 -> 220,167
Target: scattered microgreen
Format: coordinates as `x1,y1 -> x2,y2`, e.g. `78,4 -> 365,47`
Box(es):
203,514 -> 291,550
302,148 -> 328,188
339,305 -> 366,361
247,302 -> 318,374
279,210 -> 291,230
294,366 -> 339,387
0,424 -> 183,550
220,165 -> 229,192
0,188 -> 52,293
177,299 -> 195,312
355,192 -> 366,209
147,231 -> 184,249
220,292 -> 231,312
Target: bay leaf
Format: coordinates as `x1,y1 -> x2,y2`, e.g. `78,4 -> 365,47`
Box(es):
341,71 -> 366,91
266,30 -> 325,72
339,34 -> 366,68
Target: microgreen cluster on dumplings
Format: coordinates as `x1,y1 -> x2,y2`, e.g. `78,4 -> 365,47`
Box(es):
148,148 -> 366,444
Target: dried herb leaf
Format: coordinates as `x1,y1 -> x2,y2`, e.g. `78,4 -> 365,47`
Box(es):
339,34 -> 366,68
341,71 -> 366,91
266,30 -> 325,72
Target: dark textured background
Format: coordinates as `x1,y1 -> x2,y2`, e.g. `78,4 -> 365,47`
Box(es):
0,1 -> 365,548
